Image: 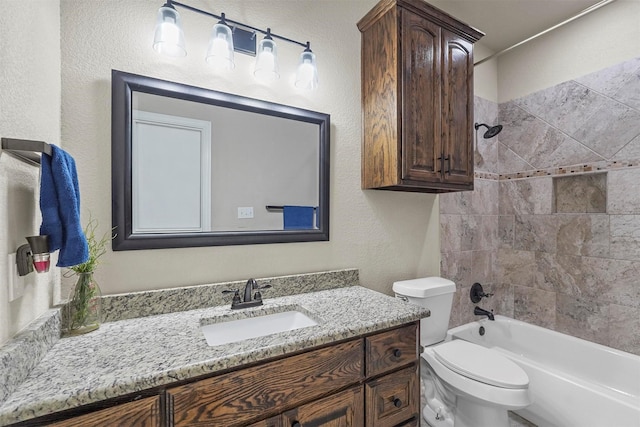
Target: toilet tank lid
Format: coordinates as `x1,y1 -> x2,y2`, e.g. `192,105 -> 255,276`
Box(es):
392,277 -> 456,298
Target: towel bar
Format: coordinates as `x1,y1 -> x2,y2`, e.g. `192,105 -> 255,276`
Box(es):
266,205 -> 318,212
1,137 -> 52,167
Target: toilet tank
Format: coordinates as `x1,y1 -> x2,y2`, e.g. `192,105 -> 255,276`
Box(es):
393,277 -> 456,347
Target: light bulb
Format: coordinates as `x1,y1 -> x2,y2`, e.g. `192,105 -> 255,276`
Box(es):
254,32 -> 279,82
152,4 -> 186,57
205,17 -> 235,70
295,49 -> 318,90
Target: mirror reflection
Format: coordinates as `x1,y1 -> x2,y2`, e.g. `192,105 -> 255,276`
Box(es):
112,70 -> 330,250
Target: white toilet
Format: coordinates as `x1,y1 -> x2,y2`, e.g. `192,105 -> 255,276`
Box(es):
393,277 -> 531,427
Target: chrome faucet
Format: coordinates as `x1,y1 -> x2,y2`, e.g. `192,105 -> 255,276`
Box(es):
222,278 -> 272,309
473,306 -> 495,321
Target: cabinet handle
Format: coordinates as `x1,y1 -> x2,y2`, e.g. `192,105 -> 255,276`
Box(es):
393,397 -> 403,408
437,155 -> 443,173
444,155 -> 450,174
291,422 -> 302,427
393,348 -> 402,358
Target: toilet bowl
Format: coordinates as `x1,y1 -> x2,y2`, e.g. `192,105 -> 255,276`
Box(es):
393,277 -> 531,427
422,340 -> 530,427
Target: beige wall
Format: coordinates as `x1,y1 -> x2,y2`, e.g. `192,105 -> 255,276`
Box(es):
497,0 -> 640,102
473,43 -> 498,103
59,0 -> 441,296
0,1 -> 61,345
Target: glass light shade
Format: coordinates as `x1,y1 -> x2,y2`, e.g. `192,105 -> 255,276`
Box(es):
153,5 -> 186,57
205,22 -> 235,70
254,38 -> 279,81
295,50 -> 318,90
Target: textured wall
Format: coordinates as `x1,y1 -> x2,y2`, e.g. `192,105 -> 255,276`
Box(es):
441,96 -> 503,328
443,57 -> 640,355
498,0 -> 640,103
0,1 -> 61,345
59,0 -> 440,296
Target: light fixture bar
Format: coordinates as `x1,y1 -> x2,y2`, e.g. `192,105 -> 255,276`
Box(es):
170,0 -> 309,50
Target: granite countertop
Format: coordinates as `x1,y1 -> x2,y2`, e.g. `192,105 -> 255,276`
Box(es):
0,286 -> 428,425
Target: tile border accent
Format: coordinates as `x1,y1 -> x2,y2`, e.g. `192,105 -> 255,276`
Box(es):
476,158 -> 640,182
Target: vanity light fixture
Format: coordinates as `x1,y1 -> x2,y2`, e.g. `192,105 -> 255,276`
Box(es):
152,0 -> 319,89
205,13 -> 235,70
295,42 -> 318,90
152,2 -> 187,57
254,29 -> 279,82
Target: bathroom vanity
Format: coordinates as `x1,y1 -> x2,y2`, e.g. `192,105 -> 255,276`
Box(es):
0,283 -> 428,427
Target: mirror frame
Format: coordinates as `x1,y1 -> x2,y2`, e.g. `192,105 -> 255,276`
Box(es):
111,70 -> 330,250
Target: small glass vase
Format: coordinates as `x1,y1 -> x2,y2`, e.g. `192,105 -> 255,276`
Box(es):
65,271 -> 102,336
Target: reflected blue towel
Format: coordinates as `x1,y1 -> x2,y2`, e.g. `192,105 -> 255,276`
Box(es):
283,206 -> 315,230
40,146 -> 89,267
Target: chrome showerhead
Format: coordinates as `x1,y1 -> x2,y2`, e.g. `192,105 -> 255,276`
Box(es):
474,122 -> 503,139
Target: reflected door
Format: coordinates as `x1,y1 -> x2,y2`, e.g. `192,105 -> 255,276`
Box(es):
132,111 -> 212,233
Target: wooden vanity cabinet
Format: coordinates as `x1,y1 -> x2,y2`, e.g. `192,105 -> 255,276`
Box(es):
16,322 -> 419,427
169,322 -> 420,427
358,0 -> 483,193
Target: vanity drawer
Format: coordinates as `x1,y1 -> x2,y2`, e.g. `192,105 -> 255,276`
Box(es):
365,365 -> 418,427
365,323 -> 418,377
281,385 -> 364,426
168,339 -> 363,427
49,396 -> 161,427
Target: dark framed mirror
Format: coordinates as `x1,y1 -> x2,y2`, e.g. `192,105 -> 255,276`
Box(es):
111,70 -> 330,250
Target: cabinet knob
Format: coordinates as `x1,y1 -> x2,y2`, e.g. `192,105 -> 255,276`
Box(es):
393,397 -> 403,408
291,422 -> 302,427
392,348 -> 402,358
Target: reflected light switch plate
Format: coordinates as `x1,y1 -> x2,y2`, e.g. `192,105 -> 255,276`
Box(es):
7,253 -> 25,301
238,207 -> 254,219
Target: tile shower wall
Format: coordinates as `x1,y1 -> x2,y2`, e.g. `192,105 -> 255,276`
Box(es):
441,56 -> 640,356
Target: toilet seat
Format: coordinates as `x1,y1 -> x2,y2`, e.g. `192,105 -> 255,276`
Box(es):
432,340 -> 528,389
422,340 -> 531,410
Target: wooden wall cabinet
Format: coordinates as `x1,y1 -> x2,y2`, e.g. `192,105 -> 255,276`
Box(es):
358,0 -> 483,193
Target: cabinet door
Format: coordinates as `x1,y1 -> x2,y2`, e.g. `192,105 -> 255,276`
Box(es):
365,365 -> 418,427
49,396 -> 161,427
441,29 -> 474,188
282,385 -> 364,427
400,8 -> 442,184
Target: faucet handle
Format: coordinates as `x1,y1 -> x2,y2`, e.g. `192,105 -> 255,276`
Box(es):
470,282 -> 493,303
253,284 -> 272,302
222,289 -> 242,306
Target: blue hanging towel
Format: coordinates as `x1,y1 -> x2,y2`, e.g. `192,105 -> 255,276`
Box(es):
39,145 -> 89,267
283,206 -> 315,230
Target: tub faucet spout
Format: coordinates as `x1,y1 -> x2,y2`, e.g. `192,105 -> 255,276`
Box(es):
474,306 -> 495,321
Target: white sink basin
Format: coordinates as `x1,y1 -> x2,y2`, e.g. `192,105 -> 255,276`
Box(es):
201,309 -> 318,347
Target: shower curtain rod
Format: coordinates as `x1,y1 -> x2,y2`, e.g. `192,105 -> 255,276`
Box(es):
474,0 -> 617,66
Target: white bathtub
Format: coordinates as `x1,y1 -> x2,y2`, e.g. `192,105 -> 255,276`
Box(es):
447,315 -> 640,427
